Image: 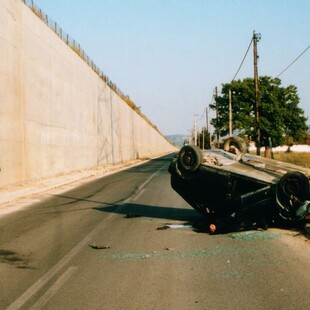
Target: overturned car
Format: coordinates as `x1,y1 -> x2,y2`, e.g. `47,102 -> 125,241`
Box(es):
169,137 -> 310,233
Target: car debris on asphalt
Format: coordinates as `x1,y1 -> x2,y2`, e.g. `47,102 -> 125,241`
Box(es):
125,213 -> 142,218
88,243 -> 110,249
157,224 -> 193,230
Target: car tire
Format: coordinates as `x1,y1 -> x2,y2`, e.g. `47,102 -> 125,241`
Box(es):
178,145 -> 203,172
277,171 -> 310,221
278,171 -> 309,202
223,137 -> 247,154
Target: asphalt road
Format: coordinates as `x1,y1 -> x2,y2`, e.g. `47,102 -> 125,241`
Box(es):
1,154 -> 310,310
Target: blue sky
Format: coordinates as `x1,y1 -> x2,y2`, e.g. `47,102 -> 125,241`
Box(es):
33,0 -> 310,135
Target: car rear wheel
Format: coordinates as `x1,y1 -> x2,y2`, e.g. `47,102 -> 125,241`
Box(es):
223,137 -> 247,154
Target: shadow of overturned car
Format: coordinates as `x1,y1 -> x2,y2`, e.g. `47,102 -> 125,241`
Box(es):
94,202 -> 200,222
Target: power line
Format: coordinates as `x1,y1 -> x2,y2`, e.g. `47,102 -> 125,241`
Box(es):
198,92 -> 214,121
231,37 -> 253,82
198,110 -> 205,121
276,44 -> 310,78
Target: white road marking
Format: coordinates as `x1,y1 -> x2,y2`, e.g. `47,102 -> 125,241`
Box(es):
6,210 -> 120,310
7,168 -> 162,309
124,169 -> 160,203
31,266 -> 78,310
132,188 -> 146,201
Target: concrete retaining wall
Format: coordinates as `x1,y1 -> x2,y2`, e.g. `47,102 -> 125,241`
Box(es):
0,0 -> 175,187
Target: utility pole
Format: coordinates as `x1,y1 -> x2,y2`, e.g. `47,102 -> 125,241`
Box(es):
202,127 -> 205,150
194,114 -> 198,146
206,106 -> 211,147
206,106 -> 209,134
253,30 -> 261,155
229,89 -> 232,137
215,87 -> 219,148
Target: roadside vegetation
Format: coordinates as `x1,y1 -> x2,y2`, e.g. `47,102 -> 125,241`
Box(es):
209,77 -> 308,148
205,76 -> 310,168
248,149 -> 310,168
272,152 -> 310,168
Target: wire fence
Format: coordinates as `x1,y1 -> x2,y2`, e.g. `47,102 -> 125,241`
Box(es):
21,0 -> 161,134
22,0 -> 129,100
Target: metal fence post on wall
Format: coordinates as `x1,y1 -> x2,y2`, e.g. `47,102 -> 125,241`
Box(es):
21,0 -> 163,140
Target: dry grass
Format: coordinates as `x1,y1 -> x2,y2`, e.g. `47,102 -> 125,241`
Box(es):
249,150 -> 310,168
272,152 -> 310,168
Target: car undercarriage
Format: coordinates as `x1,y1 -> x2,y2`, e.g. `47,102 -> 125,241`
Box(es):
169,138 -> 310,234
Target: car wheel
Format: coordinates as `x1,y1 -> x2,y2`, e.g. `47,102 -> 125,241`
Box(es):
278,171 -> 309,201
277,171 -> 310,220
178,145 -> 203,172
223,137 -> 247,154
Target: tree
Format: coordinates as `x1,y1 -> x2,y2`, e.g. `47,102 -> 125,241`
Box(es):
210,76 -> 308,146
299,131 -> 310,145
197,127 -> 211,149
